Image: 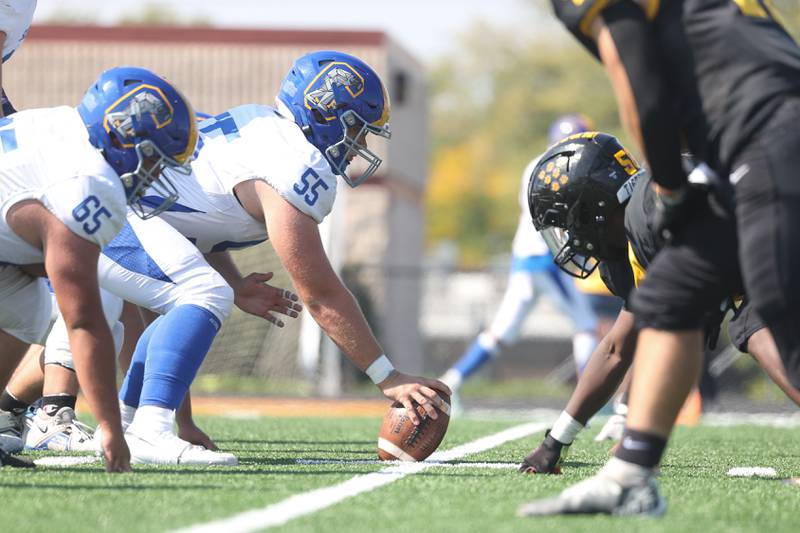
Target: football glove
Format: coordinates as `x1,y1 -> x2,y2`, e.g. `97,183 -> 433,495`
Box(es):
518,430 -> 570,475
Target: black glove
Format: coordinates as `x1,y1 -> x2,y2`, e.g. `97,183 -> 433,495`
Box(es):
651,184 -> 695,241
651,165 -> 736,241
518,431 -> 570,475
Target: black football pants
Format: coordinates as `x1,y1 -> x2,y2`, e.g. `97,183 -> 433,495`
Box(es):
632,98 -> 800,390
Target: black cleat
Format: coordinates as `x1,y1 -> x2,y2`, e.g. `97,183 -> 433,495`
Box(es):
0,448 -> 35,468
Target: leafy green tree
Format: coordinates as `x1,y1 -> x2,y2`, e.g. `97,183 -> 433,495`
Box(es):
427,0 -> 800,267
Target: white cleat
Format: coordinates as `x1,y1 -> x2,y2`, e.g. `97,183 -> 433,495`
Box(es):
24,407 -> 96,452
0,409 -> 24,453
517,472 -> 666,517
125,427 -> 238,466
594,413 -> 627,442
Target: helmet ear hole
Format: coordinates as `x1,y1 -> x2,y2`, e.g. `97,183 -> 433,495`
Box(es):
311,109 -> 327,125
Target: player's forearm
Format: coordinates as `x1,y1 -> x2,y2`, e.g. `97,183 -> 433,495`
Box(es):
204,251 -> 243,287
599,3 -> 686,190
303,286 -> 383,371
565,310 -> 636,423
68,328 -> 123,430
565,334 -> 632,424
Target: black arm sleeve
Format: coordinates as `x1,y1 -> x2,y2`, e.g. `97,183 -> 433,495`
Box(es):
602,1 -> 686,190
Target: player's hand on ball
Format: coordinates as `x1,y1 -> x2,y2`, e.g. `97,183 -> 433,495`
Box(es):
377,371 -> 452,425
100,424 -> 132,473
232,271 -> 303,326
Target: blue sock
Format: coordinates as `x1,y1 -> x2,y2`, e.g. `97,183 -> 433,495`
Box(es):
453,336 -> 498,380
137,304 -> 221,410
119,315 -> 162,408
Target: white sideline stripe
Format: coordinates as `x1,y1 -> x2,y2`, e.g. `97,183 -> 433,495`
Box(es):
377,437 -> 417,462
34,455 -> 99,467
171,421 -> 547,533
296,459 -> 520,469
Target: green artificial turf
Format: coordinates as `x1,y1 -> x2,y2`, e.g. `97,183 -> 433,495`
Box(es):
0,415 -> 797,533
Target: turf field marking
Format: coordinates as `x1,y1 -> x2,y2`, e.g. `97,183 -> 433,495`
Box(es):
34,456 -> 99,467
296,458 -> 520,469
171,421 -> 547,533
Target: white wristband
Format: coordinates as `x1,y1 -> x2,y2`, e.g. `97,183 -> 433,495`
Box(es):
365,354 -> 395,384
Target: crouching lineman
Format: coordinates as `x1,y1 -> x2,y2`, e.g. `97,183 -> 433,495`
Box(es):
113,49 -> 451,435
0,66 -> 198,470
515,133 -> 800,477
11,50 -> 451,464
440,115 -> 599,398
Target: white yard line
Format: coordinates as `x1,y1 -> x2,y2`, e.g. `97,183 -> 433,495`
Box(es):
296,459 -> 520,469
171,421 -> 547,533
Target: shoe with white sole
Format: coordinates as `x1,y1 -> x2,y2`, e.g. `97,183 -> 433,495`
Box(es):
517,471 -> 666,517
24,407 -> 96,452
594,413 -> 627,442
125,427 -> 238,466
0,409 -> 24,453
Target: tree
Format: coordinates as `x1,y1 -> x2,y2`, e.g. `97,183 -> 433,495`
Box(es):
427,0 -> 800,267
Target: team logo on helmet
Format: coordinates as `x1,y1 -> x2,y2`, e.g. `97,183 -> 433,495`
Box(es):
537,159 -> 570,192
104,85 -> 174,147
304,63 -> 365,119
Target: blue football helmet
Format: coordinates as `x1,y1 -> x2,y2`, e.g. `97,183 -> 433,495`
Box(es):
547,114 -> 595,146
78,66 -> 198,219
277,51 -> 391,187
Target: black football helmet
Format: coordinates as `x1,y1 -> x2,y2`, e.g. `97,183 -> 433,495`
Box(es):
528,132 -> 643,278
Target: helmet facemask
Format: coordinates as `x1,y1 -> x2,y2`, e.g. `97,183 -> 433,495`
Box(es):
326,109 -> 391,187
541,225 -> 600,278
118,138 -> 192,219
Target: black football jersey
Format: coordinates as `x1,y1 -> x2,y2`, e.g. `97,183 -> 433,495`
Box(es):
552,0 -> 800,173
598,171 -> 661,306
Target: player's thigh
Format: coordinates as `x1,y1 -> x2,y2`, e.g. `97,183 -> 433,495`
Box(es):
45,289 -> 124,369
0,265 -> 53,345
99,217 -> 233,321
734,110 -> 800,320
631,206 -> 742,330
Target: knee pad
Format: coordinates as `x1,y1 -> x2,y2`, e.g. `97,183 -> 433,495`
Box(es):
173,270 -> 234,323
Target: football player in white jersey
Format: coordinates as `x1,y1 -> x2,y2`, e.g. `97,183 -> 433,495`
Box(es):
10,51 -> 451,465
0,66 -> 198,470
439,115 -> 600,400
0,0 -> 36,116
117,50 -> 450,439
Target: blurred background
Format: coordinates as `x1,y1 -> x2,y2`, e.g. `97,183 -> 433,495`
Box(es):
13,0 -> 800,411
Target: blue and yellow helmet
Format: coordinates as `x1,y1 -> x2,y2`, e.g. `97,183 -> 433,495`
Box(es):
277,51 -> 391,187
78,66 -> 198,219
547,114 -> 595,146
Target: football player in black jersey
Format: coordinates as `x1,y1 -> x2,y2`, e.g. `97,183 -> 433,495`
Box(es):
516,132 -> 800,480
518,1 -> 800,515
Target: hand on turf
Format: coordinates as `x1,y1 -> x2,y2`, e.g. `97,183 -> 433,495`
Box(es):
378,371 -> 452,425
178,422 -> 219,451
99,424 -> 132,473
518,432 -> 567,475
233,272 -> 303,327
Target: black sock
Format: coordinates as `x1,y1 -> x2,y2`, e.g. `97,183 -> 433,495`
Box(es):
614,428 -> 667,468
0,390 -> 29,416
41,395 -> 77,416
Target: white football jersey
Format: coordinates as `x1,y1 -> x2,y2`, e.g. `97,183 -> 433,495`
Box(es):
512,156 -> 550,258
0,106 -> 127,265
155,104 -> 337,253
0,0 -> 36,63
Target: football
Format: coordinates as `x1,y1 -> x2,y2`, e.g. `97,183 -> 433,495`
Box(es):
377,393 -> 451,461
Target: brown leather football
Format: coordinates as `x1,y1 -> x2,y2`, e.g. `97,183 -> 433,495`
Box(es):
377,393 -> 451,461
